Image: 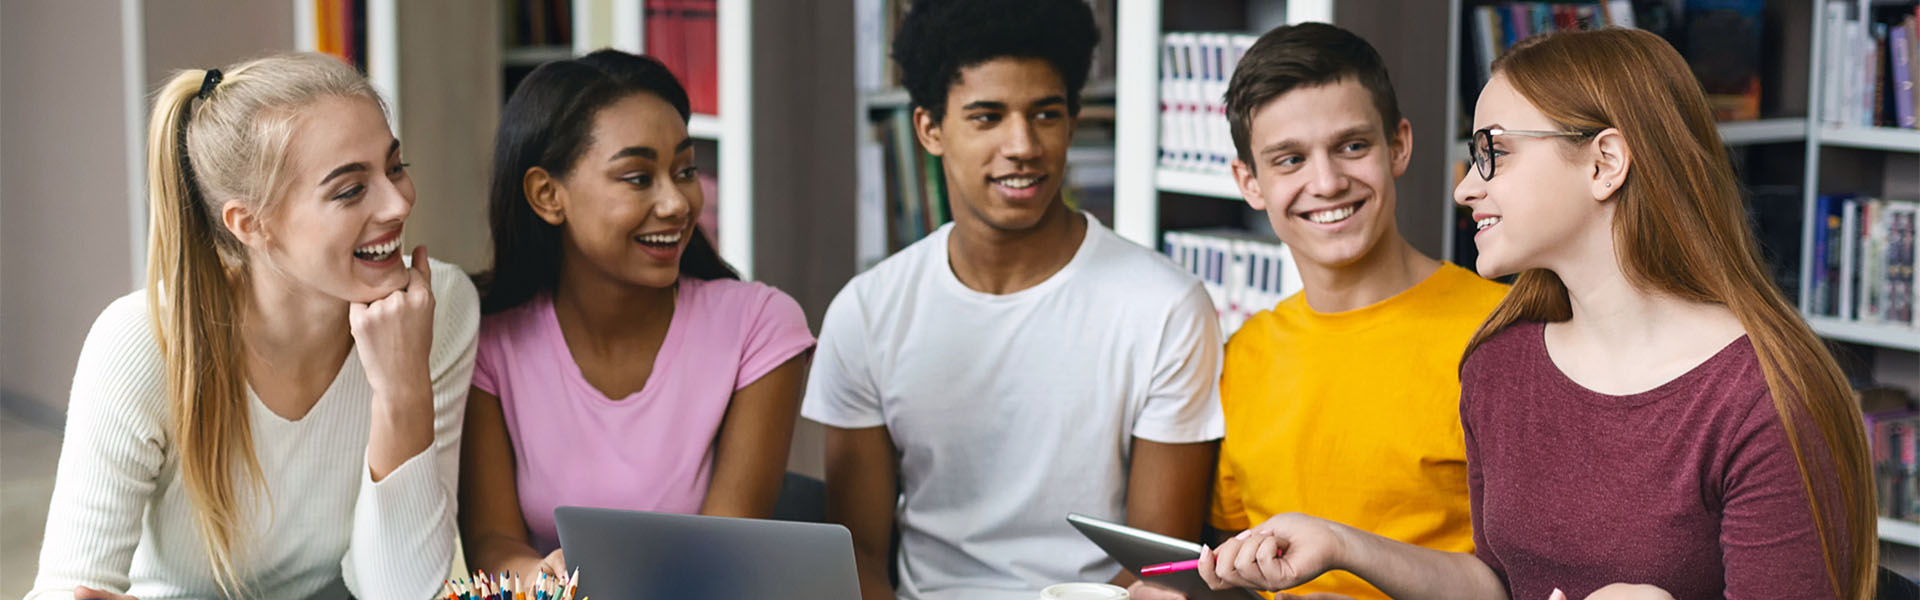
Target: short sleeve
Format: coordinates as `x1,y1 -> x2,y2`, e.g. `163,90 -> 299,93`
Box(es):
1132,283 -> 1225,443
799,282 -> 885,429
736,284 -> 815,390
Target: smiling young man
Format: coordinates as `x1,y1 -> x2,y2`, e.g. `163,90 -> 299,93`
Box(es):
1193,23 -> 1509,600
799,1 -> 1224,599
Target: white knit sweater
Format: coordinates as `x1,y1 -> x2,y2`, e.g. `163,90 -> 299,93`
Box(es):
27,259 -> 479,600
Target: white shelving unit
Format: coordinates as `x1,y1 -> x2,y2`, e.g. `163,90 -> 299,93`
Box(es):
1819,125 -> 1920,152
1112,1 -> 1327,248
1795,0 -> 1920,406
1155,168 -> 1242,201
1884,517 -> 1920,547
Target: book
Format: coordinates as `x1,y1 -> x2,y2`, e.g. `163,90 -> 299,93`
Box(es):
1158,32 -> 1258,177
1161,229 -> 1302,336
1684,0 -> 1765,122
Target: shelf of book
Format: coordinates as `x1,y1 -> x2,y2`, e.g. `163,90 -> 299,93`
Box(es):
1820,126 -> 1920,153
1155,168 -> 1242,201
1884,516 -> 1920,547
1805,316 -> 1920,352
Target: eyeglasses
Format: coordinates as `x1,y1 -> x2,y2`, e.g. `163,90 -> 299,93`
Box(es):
1468,127 -> 1597,181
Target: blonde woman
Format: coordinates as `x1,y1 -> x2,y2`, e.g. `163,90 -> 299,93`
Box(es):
1196,29 -> 1875,600
28,53 -> 478,600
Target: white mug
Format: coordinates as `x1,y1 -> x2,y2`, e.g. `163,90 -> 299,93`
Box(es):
1039,582 -> 1130,600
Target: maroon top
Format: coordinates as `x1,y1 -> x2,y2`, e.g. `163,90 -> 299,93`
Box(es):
1460,321 -> 1853,600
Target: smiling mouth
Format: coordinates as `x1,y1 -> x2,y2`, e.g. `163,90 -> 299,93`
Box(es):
991,174 -> 1045,189
353,237 -> 400,261
1476,216 -> 1502,231
1301,200 -> 1365,225
634,230 -> 685,248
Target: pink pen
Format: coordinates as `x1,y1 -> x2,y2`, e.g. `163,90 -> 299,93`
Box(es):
1141,549 -> 1284,577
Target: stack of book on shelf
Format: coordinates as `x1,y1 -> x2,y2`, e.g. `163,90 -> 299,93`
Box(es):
1162,230 -> 1303,337
504,0 -> 573,49
645,0 -> 719,115
1810,196 -> 1918,328
872,110 -> 947,252
1158,33 -> 1257,179
1864,387 -> 1920,525
312,0 -> 368,72
1821,2 -> 1920,129
1464,1 -> 1765,123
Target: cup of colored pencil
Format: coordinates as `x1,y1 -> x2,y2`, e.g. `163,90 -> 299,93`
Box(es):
442,567 -> 584,600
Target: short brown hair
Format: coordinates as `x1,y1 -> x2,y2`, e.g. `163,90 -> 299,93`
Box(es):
1225,22 -> 1402,168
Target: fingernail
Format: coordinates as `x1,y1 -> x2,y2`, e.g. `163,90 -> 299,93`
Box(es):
1549,588 -> 1566,600
1256,528 -> 1271,536
1235,530 -> 1251,540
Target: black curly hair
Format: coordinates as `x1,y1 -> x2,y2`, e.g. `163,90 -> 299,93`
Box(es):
891,0 -> 1100,122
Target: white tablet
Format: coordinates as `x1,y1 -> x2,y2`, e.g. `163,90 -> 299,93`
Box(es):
1065,513 -> 1264,600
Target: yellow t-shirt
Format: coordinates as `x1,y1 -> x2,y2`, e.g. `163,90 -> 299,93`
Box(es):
1210,263 -> 1507,599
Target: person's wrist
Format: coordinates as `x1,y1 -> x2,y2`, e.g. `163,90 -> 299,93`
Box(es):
1324,519 -> 1362,574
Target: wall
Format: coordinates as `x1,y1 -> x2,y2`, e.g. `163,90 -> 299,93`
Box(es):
1,0 -> 136,426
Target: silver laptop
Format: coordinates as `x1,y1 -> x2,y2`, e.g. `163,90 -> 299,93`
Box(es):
554,506 -> 860,599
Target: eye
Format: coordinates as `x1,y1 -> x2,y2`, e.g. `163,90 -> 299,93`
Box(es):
331,184 -> 365,202
1274,155 -> 1304,169
1035,110 -> 1065,121
1340,141 -> 1370,154
969,112 -> 1001,124
674,166 -> 699,181
621,173 -> 655,188
387,161 -> 410,177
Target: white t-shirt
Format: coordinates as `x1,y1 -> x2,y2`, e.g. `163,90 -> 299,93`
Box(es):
802,214 -> 1225,600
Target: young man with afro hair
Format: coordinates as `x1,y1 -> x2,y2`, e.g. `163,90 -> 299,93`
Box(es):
801,1 -> 1225,598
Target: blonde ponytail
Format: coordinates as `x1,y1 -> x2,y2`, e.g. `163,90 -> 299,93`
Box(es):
141,54 -> 384,597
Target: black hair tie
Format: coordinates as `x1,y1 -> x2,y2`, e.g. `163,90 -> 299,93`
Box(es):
197,69 -> 223,100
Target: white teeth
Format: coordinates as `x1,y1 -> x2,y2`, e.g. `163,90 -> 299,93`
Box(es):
354,238 -> 399,258
1305,204 -> 1358,224
1476,216 -> 1502,231
995,176 -> 1039,189
637,232 -> 683,244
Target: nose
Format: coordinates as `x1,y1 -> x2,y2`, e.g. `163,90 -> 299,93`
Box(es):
1000,115 -> 1042,162
372,175 -> 413,223
1453,164 -> 1487,209
653,177 -> 693,221
1303,154 -> 1350,199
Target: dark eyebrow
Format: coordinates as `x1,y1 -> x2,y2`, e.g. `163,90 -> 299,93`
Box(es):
1257,124 -> 1382,159
960,96 -> 1068,113
320,139 -> 400,186
609,137 -> 695,162
961,100 -> 1007,112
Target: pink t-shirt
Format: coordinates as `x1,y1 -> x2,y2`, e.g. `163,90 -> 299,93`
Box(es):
472,277 -> 815,553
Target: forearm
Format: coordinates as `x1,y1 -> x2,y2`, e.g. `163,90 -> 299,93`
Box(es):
366,383 -> 434,481
466,531 -> 547,576
854,548 -> 895,600
1336,522 -> 1507,600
